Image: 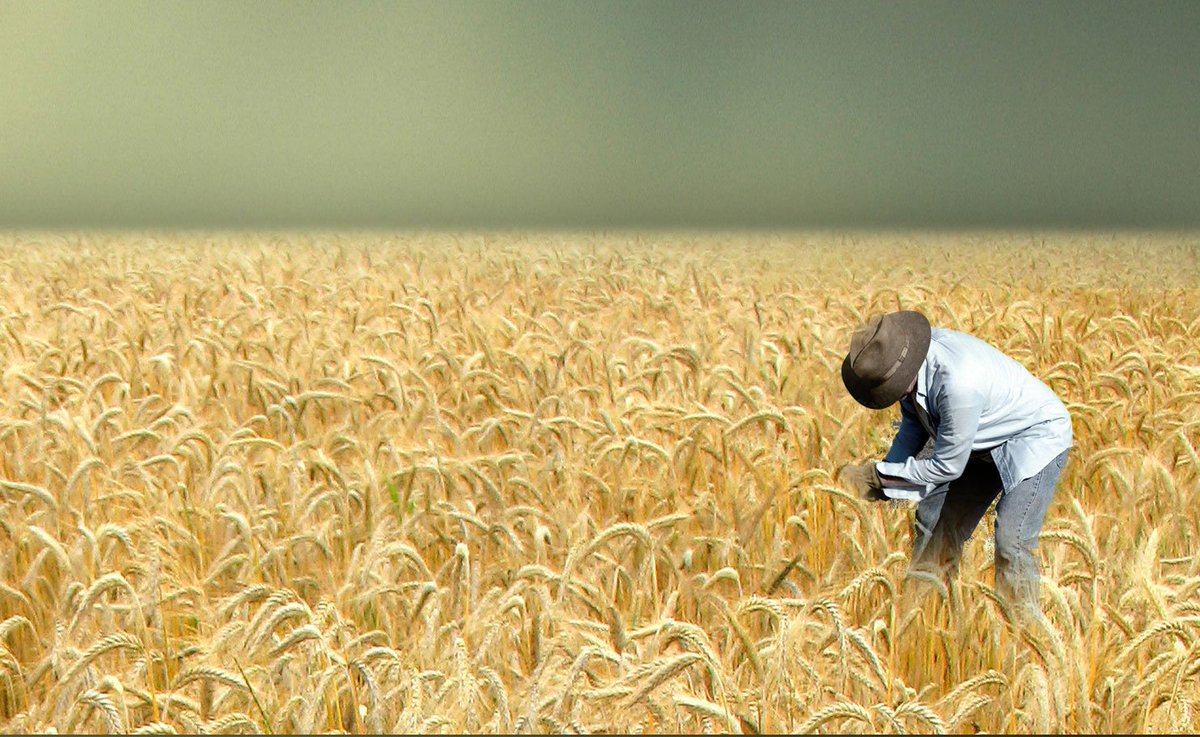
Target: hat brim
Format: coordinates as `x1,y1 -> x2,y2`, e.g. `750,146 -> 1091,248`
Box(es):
841,311 -> 931,409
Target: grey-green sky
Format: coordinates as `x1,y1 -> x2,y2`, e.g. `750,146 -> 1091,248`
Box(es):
1,1 -> 1197,229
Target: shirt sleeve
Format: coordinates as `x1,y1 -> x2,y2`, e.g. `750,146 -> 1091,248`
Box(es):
883,398 -> 930,463
876,378 -> 985,493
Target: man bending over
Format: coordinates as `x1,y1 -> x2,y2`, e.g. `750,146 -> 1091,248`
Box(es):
837,310 -> 1072,610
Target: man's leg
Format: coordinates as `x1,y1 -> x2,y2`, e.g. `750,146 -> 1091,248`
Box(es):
993,450 -> 1070,609
910,456 -> 1005,578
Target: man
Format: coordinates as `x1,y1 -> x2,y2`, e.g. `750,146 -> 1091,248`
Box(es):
836,310 -> 1072,609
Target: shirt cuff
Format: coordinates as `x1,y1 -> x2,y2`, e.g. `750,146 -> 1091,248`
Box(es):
875,461 -> 934,500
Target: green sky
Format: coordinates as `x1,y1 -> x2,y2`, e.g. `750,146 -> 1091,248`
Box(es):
1,1 -> 1197,228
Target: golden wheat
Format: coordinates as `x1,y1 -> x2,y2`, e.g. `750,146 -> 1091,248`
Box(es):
0,231 -> 1195,733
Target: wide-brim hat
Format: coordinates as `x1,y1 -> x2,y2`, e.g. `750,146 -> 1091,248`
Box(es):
841,310 -> 931,409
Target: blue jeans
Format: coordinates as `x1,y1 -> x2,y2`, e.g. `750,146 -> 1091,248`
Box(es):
909,449 -> 1069,606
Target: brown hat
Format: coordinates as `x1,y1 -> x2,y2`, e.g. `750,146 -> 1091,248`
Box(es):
841,310 -> 931,409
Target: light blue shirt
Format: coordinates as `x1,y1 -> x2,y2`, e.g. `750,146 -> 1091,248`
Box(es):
875,328 -> 1073,500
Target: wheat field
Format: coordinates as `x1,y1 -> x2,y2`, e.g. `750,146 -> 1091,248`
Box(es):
0,231 -> 1196,734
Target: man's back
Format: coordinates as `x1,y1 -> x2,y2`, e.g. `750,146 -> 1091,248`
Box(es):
890,327 -> 1073,492
925,328 -> 1070,436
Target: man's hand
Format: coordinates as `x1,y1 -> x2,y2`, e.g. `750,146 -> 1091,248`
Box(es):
836,463 -> 888,502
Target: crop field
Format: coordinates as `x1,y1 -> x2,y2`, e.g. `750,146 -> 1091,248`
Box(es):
0,231 -> 1197,734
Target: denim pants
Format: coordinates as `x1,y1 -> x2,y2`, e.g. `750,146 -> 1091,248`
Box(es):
909,449 -> 1069,605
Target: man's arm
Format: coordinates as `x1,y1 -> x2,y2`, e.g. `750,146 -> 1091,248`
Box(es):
876,380 -> 985,492
846,398 -> 930,501
883,398 -> 929,463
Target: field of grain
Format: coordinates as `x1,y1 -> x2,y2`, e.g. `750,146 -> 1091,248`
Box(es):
0,232 -> 1196,734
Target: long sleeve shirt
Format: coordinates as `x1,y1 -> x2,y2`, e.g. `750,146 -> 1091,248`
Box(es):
875,328 -> 1073,501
